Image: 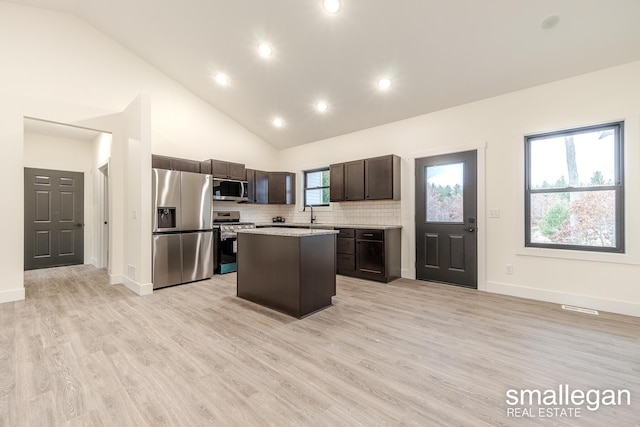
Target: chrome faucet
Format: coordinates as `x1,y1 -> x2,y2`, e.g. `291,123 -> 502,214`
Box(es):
305,204 -> 316,224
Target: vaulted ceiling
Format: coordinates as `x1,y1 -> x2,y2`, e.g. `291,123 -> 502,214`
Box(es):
8,0 -> 640,149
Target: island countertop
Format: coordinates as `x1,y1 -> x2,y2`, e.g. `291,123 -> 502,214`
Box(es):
237,227 -> 339,237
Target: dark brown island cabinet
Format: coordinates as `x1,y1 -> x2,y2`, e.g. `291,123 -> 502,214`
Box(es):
236,228 -> 338,318
152,154 -> 202,173
330,154 -> 401,202
336,227 -> 401,283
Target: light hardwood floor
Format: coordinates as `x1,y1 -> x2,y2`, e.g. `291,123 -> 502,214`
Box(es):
1,265 -> 638,426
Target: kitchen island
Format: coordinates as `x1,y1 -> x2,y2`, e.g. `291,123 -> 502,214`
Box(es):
236,227 -> 338,318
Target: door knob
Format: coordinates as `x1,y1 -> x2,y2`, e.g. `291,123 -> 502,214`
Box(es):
75,223 -> 83,228
467,227 -> 475,232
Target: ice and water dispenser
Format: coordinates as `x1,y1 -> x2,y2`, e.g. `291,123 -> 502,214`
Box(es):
157,207 -> 176,229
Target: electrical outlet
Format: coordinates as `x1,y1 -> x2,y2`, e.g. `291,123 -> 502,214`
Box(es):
488,209 -> 500,218
505,264 -> 513,274
132,210 -> 137,219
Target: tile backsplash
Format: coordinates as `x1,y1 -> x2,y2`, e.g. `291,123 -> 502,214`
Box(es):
212,202 -> 281,224
214,200 -> 401,225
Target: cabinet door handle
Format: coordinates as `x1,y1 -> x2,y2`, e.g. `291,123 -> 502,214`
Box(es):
363,233 -> 373,237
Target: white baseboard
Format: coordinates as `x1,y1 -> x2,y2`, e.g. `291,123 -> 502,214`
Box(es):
110,274 -> 152,296
0,287 -> 25,304
486,281 -> 640,318
401,268 -> 416,280
121,276 -> 153,296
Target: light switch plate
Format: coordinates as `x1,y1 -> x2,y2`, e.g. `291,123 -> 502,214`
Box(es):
488,209 -> 500,218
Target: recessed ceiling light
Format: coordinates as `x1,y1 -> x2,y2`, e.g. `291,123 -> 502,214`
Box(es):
258,42 -> 273,57
272,118 -> 284,127
316,101 -> 329,112
377,78 -> 392,90
540,15 -> 560,30
322,0 -> 341,14
214,72 -> 230,86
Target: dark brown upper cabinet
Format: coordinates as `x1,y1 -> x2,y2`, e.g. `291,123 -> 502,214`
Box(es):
246,169 -> 269,204
344,160 -> 365,201
365,155 -> 401,200
268,172 -> 296,205
199,160 -> 212,174
208,159 -> 246,180
152,154 -> 201,173
329,163 -> 344,202
330,154 -> 401,202
246,168 -> 255,202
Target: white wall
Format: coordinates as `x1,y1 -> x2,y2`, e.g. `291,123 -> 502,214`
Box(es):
94,133 -> 112,167
279,61 -> 640,317
0,2 -> 279,171
0,2 -> 278,303
23,131 -> 94,264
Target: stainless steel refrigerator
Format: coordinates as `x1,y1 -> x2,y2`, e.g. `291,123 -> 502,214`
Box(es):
152,168 -> 213,289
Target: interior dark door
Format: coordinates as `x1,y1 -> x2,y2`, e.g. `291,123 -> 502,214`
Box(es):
415,150 -> 477,288
24,168 -> 84,270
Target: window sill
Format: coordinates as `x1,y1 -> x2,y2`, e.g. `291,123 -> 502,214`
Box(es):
516,246 -> 639,266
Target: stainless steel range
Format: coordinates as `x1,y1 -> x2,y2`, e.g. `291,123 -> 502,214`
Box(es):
212,211 -> 255,274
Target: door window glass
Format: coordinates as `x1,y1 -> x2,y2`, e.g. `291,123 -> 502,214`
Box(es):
426,163 -> 464,223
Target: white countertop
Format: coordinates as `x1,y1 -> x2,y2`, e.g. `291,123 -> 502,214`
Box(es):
237,227 -> 339,237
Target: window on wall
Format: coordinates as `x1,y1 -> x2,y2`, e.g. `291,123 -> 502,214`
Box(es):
525,121 -> 624,253
304,168 -> 330,206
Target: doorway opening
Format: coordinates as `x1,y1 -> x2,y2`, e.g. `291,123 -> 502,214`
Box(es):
23,117 -> 112,273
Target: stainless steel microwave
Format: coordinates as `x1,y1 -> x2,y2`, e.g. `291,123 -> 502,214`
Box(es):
212,178 -> 248,202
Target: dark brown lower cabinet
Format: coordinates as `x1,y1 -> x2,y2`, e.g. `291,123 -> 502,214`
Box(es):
357,235 -> 384,275
336,227 -> 401,283
336,228 -> 356,274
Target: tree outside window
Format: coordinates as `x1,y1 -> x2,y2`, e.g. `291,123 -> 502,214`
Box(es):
525,122 -> 624,253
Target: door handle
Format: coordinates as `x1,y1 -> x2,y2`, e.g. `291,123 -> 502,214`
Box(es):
466,227 -> 475,232
76,223 -> 83,228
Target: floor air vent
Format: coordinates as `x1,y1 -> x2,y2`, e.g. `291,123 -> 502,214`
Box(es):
561,305 -> 599,315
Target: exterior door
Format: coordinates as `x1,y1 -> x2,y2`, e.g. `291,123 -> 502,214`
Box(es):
24,168 -> 84,270
415,150 -> 477,288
